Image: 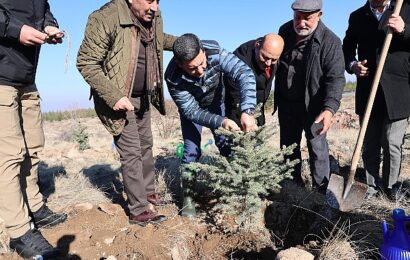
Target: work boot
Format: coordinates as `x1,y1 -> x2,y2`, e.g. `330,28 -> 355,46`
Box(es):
9,228 -> 61,259
181,196 -> 196,218
32,204 -> 67,229
180,168 -> 196,217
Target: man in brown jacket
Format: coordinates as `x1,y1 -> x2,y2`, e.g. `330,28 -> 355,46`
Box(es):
77,0 -> 175,226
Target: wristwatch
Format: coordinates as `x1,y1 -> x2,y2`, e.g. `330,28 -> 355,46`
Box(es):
242,108 -> 255,116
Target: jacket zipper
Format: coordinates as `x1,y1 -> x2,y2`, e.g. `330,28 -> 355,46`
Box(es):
125,27 -> 140,98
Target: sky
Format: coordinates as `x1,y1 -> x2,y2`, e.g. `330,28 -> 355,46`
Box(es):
37,0 -> 365,111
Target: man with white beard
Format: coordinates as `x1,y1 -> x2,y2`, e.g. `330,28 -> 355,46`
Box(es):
274,0 -> 345,192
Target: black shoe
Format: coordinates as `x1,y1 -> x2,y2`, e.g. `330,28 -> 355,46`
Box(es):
32,204 -> 67,229
9,228 -> 61,259
385,185 -> 405,201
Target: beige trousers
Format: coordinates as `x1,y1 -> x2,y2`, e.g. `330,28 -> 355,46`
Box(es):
0,84 -> 44,238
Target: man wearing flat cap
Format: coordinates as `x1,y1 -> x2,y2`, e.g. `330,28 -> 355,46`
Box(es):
274,0 -> 345,191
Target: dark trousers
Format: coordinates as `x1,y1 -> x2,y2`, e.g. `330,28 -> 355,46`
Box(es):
361,114 -> 408,190
278,102 -> 330,186
114,97 -> 154,216
180,103 -> 230,164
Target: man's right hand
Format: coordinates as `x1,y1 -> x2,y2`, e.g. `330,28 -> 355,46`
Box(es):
113,97 -> 134,111
352,59 -> 369,78
222,118 -> 241,132
19,25 -> 48,46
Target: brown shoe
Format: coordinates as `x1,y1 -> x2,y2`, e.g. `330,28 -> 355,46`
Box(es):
147,194 -> 169,207
129,210 -> 167,226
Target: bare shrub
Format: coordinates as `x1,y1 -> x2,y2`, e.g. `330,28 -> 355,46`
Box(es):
47,173 -> 109,211
315,220 -> 377,260
153,102 -> 179,139
155,168 -> 173,203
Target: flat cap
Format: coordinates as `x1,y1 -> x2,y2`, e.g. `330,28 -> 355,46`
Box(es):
291,0 -> 322,12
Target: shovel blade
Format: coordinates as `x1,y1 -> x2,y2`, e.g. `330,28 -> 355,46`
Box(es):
326,174 -> 368,212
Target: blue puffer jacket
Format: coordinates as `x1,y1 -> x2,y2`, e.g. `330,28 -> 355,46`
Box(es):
165,40 -> 256,129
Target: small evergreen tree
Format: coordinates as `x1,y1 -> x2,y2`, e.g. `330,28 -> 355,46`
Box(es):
186,126 -> 299,232
72,122 -> 90,151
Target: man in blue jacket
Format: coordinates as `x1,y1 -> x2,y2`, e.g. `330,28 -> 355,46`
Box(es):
0,0 -> 66,258
165,33 -> 257,217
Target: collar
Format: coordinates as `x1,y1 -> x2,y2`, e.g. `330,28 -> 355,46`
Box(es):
369,1 -> 391,20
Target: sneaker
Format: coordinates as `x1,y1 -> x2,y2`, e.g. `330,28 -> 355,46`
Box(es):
32,204 -> 67,229
129,210 -> 167,226
9,228 -> 60,259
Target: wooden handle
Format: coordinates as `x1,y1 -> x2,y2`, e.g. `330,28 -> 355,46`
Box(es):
343,0 -> 404,198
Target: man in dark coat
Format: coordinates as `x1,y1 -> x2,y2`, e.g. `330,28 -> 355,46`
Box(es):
225,33 -> 284,126
275,0 -> 345,190
343,0 -> 410,200
0,0 -> 66,258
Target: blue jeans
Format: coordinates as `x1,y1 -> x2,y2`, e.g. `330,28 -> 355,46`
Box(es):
180,103 -> 231,164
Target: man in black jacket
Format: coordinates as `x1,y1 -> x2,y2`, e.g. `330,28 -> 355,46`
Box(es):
225,33 -> 284,126
275,0 -> 345,190
343,0 -> 410,200
0,0 -> 66,258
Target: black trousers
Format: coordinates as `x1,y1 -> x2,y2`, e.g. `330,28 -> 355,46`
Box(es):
278,102 -> 330,186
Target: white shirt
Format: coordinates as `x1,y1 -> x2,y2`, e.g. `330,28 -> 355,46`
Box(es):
370,1 -> 391,21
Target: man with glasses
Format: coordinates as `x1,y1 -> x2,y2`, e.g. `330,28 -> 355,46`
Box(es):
225,33 -> 284,126
343,0 -> 410,200
165,33 -> 257,217
274,0 -> 345,192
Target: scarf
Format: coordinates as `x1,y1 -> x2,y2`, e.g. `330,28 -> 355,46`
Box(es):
133,18 -> 160,96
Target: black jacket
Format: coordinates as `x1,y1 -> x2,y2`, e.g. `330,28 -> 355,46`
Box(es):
224,38 -> 277,126
0,0 -> 58,87
343,0 -> 410,120
275,21 -> 345,117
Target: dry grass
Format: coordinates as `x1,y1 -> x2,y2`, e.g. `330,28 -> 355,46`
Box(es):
152,102 -> 180,139
316,220 -> 378,260
0,218 -> 8,254
47,173 -> 109,211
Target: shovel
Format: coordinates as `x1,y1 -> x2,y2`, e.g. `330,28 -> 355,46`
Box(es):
326,0 -> 404,212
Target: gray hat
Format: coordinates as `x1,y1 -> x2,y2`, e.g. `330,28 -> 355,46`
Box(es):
291,0 -> 322,12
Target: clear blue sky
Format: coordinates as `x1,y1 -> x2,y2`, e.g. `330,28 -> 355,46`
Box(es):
38,0 -> 364,111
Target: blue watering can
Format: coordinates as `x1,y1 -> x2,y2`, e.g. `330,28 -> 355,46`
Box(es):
381,208 -> 410,260
176,139 -> 213,159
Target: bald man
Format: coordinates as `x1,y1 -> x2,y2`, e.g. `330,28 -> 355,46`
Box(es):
224,33 -> 284,126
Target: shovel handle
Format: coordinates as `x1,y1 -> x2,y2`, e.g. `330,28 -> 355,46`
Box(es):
344,0 -> 404,198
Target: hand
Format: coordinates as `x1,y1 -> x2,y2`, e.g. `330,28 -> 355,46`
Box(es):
19,25 -> 48,46
314,110 -> 333,135
44,26 -> 64,44
240,113 -> 258,133
113,97 -> 134,111
387,14 -> 405,34
222,118 -> 241,132
352,59 -> 369,78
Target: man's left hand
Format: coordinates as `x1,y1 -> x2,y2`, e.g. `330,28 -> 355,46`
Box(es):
388,14 -> 405,34
240,113 -> 257,133
314,110 -> 333,135
44,26 -> 64,44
